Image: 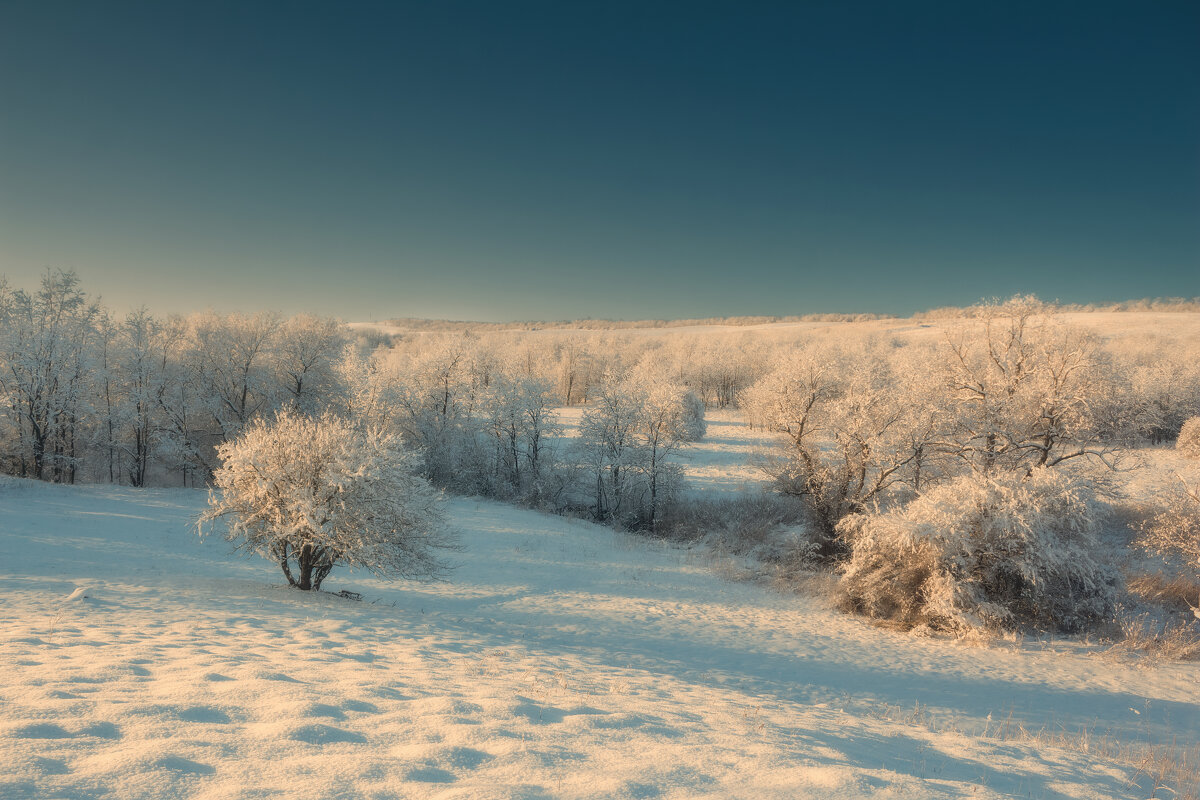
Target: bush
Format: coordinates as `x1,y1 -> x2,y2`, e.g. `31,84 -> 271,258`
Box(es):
199,408 -> 454,591
1178,417 -> 1200,458
837,468 -> 1118,634
1136,471 -> 1200,580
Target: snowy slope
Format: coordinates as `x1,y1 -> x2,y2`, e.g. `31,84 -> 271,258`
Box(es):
2,479 -> 1197,799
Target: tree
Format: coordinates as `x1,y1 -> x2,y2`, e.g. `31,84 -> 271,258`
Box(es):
199,408 -> 454,591
577,366 -> 700,529
742,345 -> 935,541
940,297 -> 1119,475
0,269 -> 98,481
274,314 -> 346,414
479,372 -> 562,501
578,374 -> 645,523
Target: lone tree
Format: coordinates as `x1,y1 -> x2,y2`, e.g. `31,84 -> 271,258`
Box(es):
199,408 -> 454,591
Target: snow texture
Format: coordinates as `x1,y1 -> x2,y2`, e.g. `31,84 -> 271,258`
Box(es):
2,476 -> 1197,799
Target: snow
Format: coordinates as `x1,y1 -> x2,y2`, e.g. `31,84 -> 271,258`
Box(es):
3,475 -> 1197,799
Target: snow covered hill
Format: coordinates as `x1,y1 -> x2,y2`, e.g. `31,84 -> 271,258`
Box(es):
2,479 -> 1197,799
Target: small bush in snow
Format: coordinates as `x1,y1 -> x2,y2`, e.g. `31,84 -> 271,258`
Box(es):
837,468 -> 1117,634
199,408 -> 454,591
1177,417 -> 1200,458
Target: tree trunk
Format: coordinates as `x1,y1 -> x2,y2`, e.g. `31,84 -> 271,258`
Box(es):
298,543 -> 315,590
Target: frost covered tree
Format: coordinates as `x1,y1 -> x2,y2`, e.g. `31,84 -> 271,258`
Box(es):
110,309 -> 181,486
389,335 -> 482,487
579,374 -> 645,523
577,366 -> 701,528
199,408 -> 454,591
0,270 -> 99,481
274,314 -> 346,414
941,297 -> 1119,475
189,311 -> 281,434
479,372 -> 562,501
742,345 -> 936,540
627,363 -> 704,528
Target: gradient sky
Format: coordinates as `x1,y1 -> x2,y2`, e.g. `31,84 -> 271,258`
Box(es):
1,1 -> 1197,321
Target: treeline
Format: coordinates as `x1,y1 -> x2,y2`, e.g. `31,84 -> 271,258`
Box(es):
913,296 -> 1200,320
0,271 -> 709,528
0,272 -> 349,486
382,311 -> 892,332
3,273 -> 1198,522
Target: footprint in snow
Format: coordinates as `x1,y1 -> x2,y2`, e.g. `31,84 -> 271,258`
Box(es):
288,723 -> 367,745
154,756 -> 216,775
404,766 -> 457,783
176,706 -> 232,724
33,756 -> 70,776
13,722 -> 73,739
440,747 -> 493,769
341,699 -> 380,714
301,703 -> 346,720
78,721 -> 121,739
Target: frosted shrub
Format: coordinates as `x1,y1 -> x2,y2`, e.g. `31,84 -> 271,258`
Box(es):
1137,471 -> 1200,580
837,468 -> 1117,633
1178,417 -> 1200,458
199,408 -> 454,591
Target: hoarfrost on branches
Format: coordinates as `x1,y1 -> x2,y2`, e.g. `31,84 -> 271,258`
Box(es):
198,408 -> 454,591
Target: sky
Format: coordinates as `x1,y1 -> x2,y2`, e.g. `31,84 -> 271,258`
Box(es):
0,1 -> 1197,322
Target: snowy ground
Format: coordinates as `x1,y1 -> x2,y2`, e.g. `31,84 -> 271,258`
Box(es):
3,478 -> 1197,799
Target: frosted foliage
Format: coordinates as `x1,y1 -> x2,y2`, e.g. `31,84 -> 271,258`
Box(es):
478,372 -> 563,501
199,408 -> 452,590
741,346 -> 939,537
838,468 -> 1117,633
578,366 -> 699,527
1177,417 -> 1200,458
940,297 -> 1117,474
680,389 -> 707,442
1137,471 -> 1200,575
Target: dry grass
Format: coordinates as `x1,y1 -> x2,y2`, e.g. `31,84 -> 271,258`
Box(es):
1128,571 -> 1200,611
656,493 -> 810,550
1106,612 -> 1200,662
1108,571 -> 1200,663
1019,729 -> 1200,800
869,702 -> 1200,800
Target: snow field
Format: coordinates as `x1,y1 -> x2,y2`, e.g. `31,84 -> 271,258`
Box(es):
2,480 -> 1197,799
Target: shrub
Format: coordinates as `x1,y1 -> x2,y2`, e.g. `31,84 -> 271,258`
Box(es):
1136,471 -> 1200,581
837,468 -> 1118,634
199,408 -> 454,591
1178,417 -> 1200,458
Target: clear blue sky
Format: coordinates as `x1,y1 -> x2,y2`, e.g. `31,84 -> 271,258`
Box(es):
1,1 -> 1196,320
